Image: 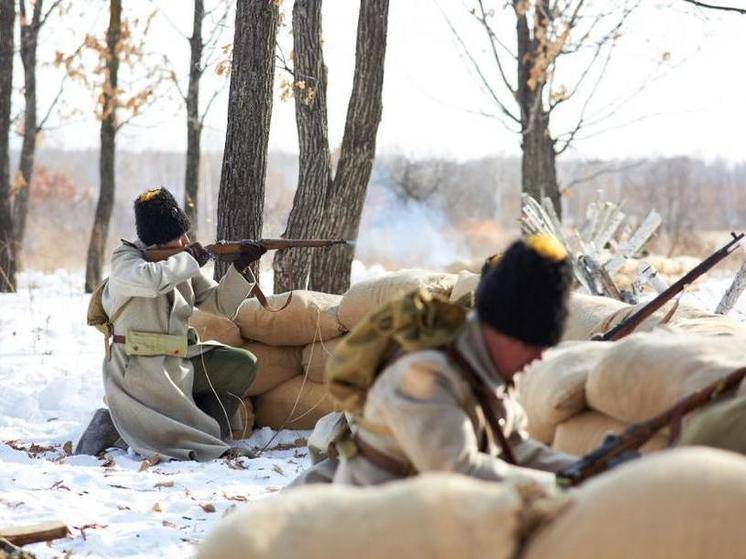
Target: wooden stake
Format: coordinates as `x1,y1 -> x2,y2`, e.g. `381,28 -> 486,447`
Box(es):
0,522 -> 69,547
716,260 -> 746,315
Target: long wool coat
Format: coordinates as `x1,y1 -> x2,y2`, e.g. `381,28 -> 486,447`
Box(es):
334,312 -> 576,485
101,241 -> 253,461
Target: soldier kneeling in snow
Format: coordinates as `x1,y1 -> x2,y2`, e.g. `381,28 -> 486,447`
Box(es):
76,188 -> 263,461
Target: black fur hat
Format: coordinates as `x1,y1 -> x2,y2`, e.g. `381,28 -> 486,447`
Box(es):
475,234 -> 573,347
134,188 -> 190,246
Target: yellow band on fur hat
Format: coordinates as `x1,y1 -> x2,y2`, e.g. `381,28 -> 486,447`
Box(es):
137,188 -> 162,202
527,233 -> 567,262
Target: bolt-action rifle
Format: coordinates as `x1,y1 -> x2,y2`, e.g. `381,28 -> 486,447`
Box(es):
143,238 -> 351,263
595,232 -> 744,341
556,366 -> 746,487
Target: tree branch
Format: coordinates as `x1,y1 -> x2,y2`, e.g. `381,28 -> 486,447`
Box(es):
682,0 -> 746,14
474,0 -> 518,96
437,1 -> 521,123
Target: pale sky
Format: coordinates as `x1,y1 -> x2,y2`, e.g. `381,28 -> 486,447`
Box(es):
19,0 -> 746,163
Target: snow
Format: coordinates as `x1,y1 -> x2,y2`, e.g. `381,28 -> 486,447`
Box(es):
1,268 -> 745,558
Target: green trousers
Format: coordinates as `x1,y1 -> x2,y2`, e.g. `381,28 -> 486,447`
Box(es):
191,346 -> 258,438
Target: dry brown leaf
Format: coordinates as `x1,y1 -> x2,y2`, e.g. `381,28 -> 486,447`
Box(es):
139,453 -> 161,472
152,502 -> 162,513
63,441 -> 73,456
222,492 -> 248,502
200,503 -> 216,513
155,481 -> 174,489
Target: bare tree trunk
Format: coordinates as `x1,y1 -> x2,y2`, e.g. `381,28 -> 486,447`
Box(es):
85,0 -> 121,293
184,0 -> 204,240
215,0 -> 279,280
272,0 -> 332,293
0,0 -> 16,292
521,112 -> 559,212
309,0 -> 389,294
515,0 -> 561,218
12,0 -> 43,269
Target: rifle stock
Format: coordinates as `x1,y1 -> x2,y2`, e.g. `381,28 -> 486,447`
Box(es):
143,238 -> 350,263
596,232 -> 744,341
556,366 -> 746,487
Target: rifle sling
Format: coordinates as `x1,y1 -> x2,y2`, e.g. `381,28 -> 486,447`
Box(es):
248,282 -> 293,313
445,345 -> 518,466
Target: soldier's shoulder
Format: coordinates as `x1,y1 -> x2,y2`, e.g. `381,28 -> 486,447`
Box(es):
382,349 -> 455,382
112,239 -> 145,258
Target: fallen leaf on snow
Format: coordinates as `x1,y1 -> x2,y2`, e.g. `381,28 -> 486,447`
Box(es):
200,503 -> 216,513
139,453 -> 161,472
155,481 -> 175,489
152,502 -> 163,513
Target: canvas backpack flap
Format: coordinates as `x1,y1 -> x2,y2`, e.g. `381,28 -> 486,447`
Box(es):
325,288 -> 467,414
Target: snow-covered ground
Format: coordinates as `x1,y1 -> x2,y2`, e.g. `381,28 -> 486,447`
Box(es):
0,269 -> 744,558
0,271 -> 314,558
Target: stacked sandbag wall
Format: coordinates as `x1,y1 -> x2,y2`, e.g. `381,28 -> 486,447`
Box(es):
518,330 -> 746,457
195,271 -> 460,433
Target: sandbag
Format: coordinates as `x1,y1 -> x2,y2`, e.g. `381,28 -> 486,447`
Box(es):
561,292 -> 628,341
242,342 -> 302,397
586,331 -> 746,424
253,376 -> 337,430
448,270 -> 480,304
523,447 -> 746,559
518,341 -> 612,443
198,473 -> 562,559
552,411 -> 668,456
680,395 -> 746,455
236,290 -> 346,346
338,270 -> 457,330
598,298 -> 746,339
301,337 -> 344,384
189,309 -> 243,347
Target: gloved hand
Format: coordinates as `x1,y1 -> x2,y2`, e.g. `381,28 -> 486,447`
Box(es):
184,242 -> 211,267
234,241 -> 267,272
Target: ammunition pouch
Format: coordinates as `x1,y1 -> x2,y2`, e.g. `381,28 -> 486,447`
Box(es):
123,330 -> 189,358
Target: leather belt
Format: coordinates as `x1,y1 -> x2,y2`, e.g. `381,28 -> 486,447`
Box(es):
112,335 -> 126,344
354,435 -> 414,478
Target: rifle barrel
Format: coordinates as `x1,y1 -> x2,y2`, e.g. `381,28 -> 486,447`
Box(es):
599,232 -> 744,341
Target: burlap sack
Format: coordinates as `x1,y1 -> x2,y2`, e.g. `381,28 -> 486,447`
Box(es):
448,271 -> 480,303
253,376 -> 336,430
301,337 -> 344,384
680,395 -> 746,455
597,298 -> 746,339
518,341 -> 613,443
189,309 -> 243,347
198,473 -> 562,559
586,331 -> 746,424
338,270 -> 457,330
236,291 -> 346,346
523,447 -> 746,559
561,292 -> 628,341
552,411 -> 668,456
243,342 -> 302,397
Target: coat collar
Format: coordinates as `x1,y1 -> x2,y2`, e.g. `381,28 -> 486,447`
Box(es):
454,311 -> 509,392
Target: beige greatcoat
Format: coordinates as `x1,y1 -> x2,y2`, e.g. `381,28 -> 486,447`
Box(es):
334,312 -> 576,485
102,241 -> 253,461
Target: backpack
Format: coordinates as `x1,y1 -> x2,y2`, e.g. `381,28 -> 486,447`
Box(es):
325,288 -> 467,414
87,278 -> 132,359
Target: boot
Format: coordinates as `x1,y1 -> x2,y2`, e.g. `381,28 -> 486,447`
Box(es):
74,408 -> 123,456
